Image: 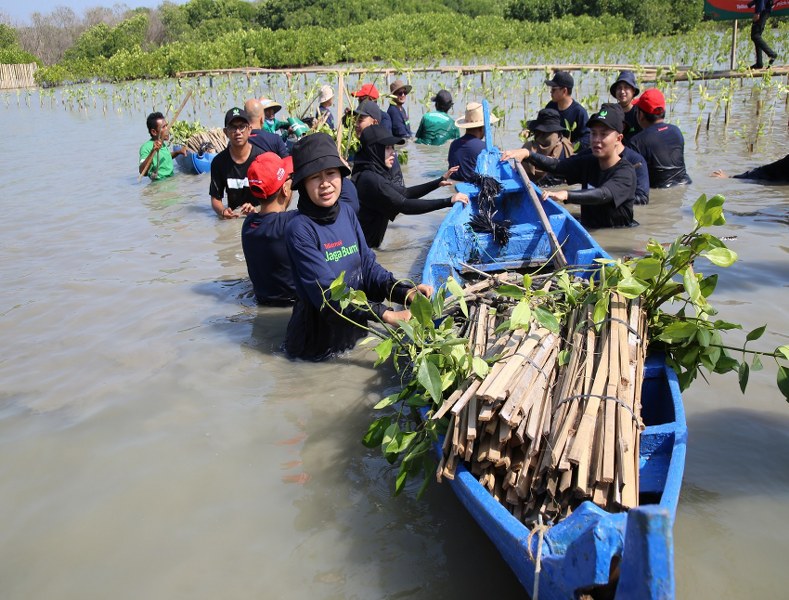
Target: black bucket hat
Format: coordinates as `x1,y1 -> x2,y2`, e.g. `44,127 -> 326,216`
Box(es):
527,108 -> 569,135
360,124 -> 405,148
291,133 -> 350,188
609,70 -> 640,98
588,103 -> 625,134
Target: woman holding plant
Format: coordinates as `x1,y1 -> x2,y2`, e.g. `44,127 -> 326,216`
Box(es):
284,133 -> 432,361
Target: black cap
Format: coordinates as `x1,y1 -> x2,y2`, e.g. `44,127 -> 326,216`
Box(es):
609,70 -> 640,98
588,103 -> 625,134
545,71 -> 574,90
290,133 -> 350,188
432,89 -> 453,108
224,107 -> 250,127
527,108 -> 569,135
353,99 -> 382,122
360,124 -> 405,148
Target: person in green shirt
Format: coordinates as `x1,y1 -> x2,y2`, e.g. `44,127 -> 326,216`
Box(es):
415,90 -> 460,146
138,111 -> 187,180
260,98 -> 290,136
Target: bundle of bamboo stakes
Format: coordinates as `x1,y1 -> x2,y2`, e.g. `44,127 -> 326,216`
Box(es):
434,275 -> 647,525
181,128 -> 227,154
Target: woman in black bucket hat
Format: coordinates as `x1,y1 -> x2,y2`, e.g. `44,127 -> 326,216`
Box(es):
609,70 -> 641,141
283,133 -> 433,361
520,108 -> 575,186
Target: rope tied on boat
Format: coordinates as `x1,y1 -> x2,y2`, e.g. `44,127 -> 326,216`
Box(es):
527,515 -> 551,600
468,174 -> 511,246
552,394 -> 644,428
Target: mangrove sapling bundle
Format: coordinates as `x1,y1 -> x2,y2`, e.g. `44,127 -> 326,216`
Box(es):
182,128 -> 227,154
436,279 -> 647,525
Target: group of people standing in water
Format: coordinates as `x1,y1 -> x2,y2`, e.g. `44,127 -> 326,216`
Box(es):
139,67 -> 787,361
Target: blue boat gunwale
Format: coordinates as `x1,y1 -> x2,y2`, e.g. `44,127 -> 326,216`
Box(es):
419,154 -> 686,598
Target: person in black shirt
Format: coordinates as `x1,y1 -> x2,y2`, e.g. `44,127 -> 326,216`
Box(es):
609,70 -> 642,142
241,152 -> 297,305
712,153 -> 789,182
748,0 -> 778,69
210,107 -> 263,218
545,70 -> 590,150
627,88 -> 692,188
502,103 -> 637,229
244,98 -> 289,157
352,125 -> 468,248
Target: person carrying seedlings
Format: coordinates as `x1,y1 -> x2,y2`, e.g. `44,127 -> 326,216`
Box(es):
386,79 -> 413,139
544,70 -> 590,150
139,111 -> 188,180
415,90 -> 460,146
350,82 -> 393,133
210,107 -> 263,219
241,152 -> 297,305
283,132 -> 433,361
518,108 -> 575,186
315,84 -> 335,130
447,101 -> 499,182
244,98 -> 290,158
712,153 -> 789,182
627,88 -> 692,188
502,103 -> 637,229
260,98 -> 290,136
609,70 -> 641,142
748,0 -> 778,69
352,125 -> 468,248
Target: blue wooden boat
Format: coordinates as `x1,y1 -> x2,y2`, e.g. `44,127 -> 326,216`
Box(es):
420,103 -> 687,599
175,147 -> 216,174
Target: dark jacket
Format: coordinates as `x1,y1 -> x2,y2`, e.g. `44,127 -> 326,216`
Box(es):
387,104 -> 412,138
248,129 -> 289,157
627,122 -> 692,188
448,133 -> 486,182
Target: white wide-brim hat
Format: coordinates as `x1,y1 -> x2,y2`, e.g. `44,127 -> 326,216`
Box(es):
318,84 -> 334,103
455,101 -> 499,128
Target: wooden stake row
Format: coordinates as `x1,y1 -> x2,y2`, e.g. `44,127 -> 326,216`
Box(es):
436,281 -> 647,526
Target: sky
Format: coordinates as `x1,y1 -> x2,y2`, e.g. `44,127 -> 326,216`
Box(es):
1,0 -> 183,25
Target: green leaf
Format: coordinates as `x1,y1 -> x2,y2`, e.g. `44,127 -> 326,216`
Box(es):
374,337 -> 393,366
534,307 -> 560,333
472,356 -> 490,378
394,464 -> 408,495
398,320 -> 416,342
417,359 -> 443,404
696,327 -> 711,347
777,345 -> 789,361
381,423 -> 400,450
746,325 -> 767,342
511,300 -> 532,330
558,349 -> 571,366
657,321 -> 698,343
445,277 -> 468,318
778,366 -> 789,401
496,284 -> 525,299
329,271 -> 347,300
699,273 -> 718,298
362,416 -> 391,447
712,319 -> 742,331
522,274 -> 533,289
738,361 -> 749,393
702,247 -> 738,267
593,295 -> 609,330
373,392 -> 400,410
714,355 -> 739,374
617,276 -> 649,299
633,257 -> 662,280
645,238 -> 666,258
410,292 -> 433,327
692,193 -> 708,223
751,354 -> 763,372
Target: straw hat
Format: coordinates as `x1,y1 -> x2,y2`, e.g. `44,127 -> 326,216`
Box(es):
318,84 -> 334,103
455,102 -> 499,129
259,98 -> 283,114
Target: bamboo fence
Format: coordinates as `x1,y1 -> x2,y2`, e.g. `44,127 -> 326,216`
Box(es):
0,63 -> 37,90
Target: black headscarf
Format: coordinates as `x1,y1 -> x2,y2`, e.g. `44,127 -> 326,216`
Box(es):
296,186 -> 340,224
352,125 -> 405,188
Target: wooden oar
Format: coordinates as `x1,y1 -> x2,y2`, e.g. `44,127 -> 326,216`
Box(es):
139,90 -> 193,181
513,159 -> 568,269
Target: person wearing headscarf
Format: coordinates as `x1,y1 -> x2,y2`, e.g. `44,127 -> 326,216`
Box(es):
415,90 -> 460,146
519,108 -> 574,186
352,125 -> 468,248
609,70 -> 642,142
283,133 -> 432,360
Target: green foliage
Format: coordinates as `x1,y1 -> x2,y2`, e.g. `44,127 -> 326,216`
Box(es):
0,46 -> 41,66
64,13 -> 150,61
0,23 -> 18,47
506,0 -> 702,35
169,119 -> 207,144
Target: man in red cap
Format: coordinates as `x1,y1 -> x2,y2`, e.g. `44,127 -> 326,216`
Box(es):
627,88 -> 691,188
241,152 -> 297,305
351,82 -> 393,133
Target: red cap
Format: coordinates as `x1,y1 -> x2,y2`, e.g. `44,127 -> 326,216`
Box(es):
632,88 -> 665,116
351,82 -> 380,100
247,153 -> 293,199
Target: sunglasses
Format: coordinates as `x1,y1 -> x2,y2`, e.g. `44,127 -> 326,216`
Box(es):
395,90 -> 408,96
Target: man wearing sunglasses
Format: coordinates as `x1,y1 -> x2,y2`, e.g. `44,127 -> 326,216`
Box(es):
210,107 -> 264,219
387,79 -> 413,139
